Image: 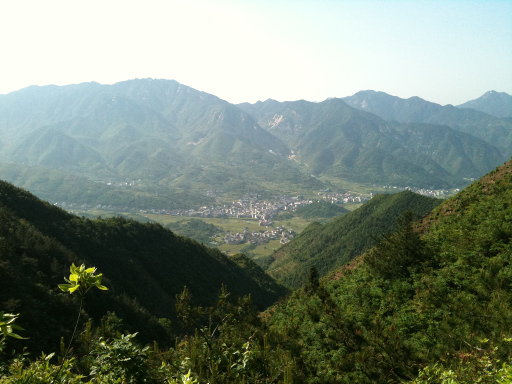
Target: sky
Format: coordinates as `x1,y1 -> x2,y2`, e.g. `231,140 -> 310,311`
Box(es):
0,0 -> 511,106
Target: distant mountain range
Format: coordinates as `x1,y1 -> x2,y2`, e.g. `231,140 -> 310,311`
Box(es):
0,79 -> 510,208
238,97 -> 506,187
342,90 -> 512,153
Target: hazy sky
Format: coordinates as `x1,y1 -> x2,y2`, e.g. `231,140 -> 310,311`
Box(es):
1,0 -> 511,105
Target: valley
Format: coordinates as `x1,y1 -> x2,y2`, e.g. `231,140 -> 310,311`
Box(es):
1,79 -> 511,383
64,184 -> 455,266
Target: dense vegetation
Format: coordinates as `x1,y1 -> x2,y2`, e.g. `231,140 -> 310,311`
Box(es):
2,159 -> 512,382
267,191 -> 442,289
265,159 -> 512,382
0,180 -> 286,354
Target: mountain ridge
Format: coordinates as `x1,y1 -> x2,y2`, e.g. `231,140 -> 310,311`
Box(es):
342,89 -> 512,153
265,158 -> 512,382
266,190 -> 442,288
239,96 -> 506,188
0,79 -> 509,210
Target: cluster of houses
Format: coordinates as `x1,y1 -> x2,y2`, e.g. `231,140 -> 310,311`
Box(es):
138,190 -> 376,217
160,194 -> 314,219
317,190 -> 371,204
382,186 -> 453,197
223,226 -> 295,246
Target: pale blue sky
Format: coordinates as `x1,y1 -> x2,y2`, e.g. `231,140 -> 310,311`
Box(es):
0,0 -> 511,105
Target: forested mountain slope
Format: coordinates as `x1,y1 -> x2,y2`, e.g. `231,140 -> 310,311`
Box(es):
2,160 -> 512,383
0,180 -> 286,353
267,158 -> 512,383
239,97 -> 506,188
0,80 -> 508,211
267,190 -> 442,289
0,79 -> 302,208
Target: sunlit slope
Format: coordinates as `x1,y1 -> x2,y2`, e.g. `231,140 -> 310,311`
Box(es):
267,190 -> 442,289
266,159 -> 512,382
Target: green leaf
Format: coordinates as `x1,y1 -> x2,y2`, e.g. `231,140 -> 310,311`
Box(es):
59,264 -> 108,296
58,284 -> 72,292
0,312 -> 26,339
69,285 -> 80,294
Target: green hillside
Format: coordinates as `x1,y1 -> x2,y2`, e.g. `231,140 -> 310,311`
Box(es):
0,162 -> 213,210
294,200 -> 349,219
395,122 -> 505,179
267,190 -> 442,289
266,158 -> 512,382
0,179 -> 286,354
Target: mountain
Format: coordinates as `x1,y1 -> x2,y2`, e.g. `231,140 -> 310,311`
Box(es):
266,158 -> 512,382
0,179 -> 286,353
239,98 -> 506,188
1,80 -> 509,211
342,90 -> 512,154
0,79 -> 290,167
0,80 -> 311,208
457,90 -> 512,118
266,190 -> 442,289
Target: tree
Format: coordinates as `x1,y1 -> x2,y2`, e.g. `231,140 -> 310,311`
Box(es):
366,211 -> 428,280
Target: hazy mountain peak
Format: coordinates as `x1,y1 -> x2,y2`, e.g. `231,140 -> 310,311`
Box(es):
457,90 -> 512,118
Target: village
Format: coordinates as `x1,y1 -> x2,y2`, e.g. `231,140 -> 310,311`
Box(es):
144,193 -> 314,218
58,187 -> 450,248
143,191 -> 371,218
223,225 -> 296,246
381,186 -> 454,197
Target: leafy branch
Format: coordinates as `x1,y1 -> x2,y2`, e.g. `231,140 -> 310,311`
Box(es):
52,263 -> 108,384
